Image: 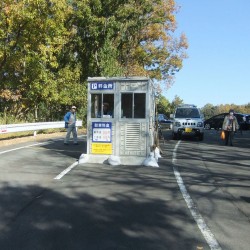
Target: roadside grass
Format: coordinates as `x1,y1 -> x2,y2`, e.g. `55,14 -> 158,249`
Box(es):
0,128 -> 64,140
0,128 -> 87,147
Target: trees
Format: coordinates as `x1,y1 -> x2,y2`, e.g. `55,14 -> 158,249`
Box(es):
170,95 -> 183,114
201,104 -> 219,120
201,103 -> 250,120
156,94 -> 184,117
0,0 -> 188,123
68,0 -> 188,82
156,95 -> 171,116
0,0 -> 78,121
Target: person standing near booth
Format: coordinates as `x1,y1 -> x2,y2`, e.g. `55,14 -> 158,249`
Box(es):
64,106 -> 78,145
222,109 -> 239,146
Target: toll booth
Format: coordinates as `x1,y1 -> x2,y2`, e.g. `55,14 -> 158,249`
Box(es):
86,77 -> 156,165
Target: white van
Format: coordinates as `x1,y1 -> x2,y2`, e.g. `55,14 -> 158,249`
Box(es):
170,104 -> 204,140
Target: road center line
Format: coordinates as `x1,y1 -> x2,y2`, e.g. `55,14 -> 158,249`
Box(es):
172,141 -> 222,250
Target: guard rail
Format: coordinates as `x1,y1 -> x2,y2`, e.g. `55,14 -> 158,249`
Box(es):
0,121 -> 82,136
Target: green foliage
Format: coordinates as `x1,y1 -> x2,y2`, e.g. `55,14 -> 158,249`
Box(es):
170,95 -> 183,114
156,94 -> 185,117
0,0 -> 74,120
98,38 -> 125,77
157,95 -> 250,121
156,95 -> 171,116
0,0 -> 188,123
201,103 -> 250,120
201,104 -> 219,120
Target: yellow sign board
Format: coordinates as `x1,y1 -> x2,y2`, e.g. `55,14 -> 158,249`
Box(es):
91,143 -> 112,154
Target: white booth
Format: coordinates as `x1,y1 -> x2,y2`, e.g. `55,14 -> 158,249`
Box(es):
85,77 -> 156,165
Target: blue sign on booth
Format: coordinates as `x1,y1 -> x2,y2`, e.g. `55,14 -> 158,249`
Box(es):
92,122 -> 112,143
90,82 -> 114,90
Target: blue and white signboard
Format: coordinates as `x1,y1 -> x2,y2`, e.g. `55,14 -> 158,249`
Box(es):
92,122 -> 112,142
90,82 -> 114,90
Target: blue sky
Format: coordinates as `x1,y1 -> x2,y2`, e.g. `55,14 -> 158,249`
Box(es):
164,0 -> 250,108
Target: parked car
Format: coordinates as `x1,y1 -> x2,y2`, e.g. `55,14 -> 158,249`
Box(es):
241,114 -> 250,130
170,104 -> 204,140
204,113 -> 226,130
204,113 -> 249,130
157,114 -> 173,129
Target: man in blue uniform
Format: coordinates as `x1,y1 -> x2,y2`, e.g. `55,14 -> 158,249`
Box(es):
64,106 -> 78,145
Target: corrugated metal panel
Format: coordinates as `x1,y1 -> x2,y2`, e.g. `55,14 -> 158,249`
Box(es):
125,123 -> 141,150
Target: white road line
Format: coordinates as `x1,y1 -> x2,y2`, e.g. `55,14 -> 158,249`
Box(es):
0,138 -> 81,180
54,161 -> 78,180
0,141 -> 52,155
172,141 -> 222,250
0,135 -> 86,155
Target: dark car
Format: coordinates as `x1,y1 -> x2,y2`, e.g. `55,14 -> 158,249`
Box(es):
157,114 -> 173,129
204,113 -> 248,130
241,114 -> 250,130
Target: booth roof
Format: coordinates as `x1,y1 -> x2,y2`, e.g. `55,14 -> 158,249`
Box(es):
87,76 -> 150,81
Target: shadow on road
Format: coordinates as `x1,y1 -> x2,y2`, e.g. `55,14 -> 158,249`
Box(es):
0,165 -> 206,250
42,137 -> 87,160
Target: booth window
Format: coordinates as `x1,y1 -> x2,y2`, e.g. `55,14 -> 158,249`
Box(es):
121,93 -> 146,118
91,94 -> 114,118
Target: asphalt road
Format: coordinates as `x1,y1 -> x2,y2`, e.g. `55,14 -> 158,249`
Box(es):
0,130 -> 249,250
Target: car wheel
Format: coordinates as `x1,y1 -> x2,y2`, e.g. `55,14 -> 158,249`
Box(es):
199,134 -> 204,141
172,133 -> 178,140
204,124 -> 210,130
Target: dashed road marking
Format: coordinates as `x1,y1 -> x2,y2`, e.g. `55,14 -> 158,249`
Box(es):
54,161 -> 78,180
0,138 -> 83,180
172,140 -> 222,250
